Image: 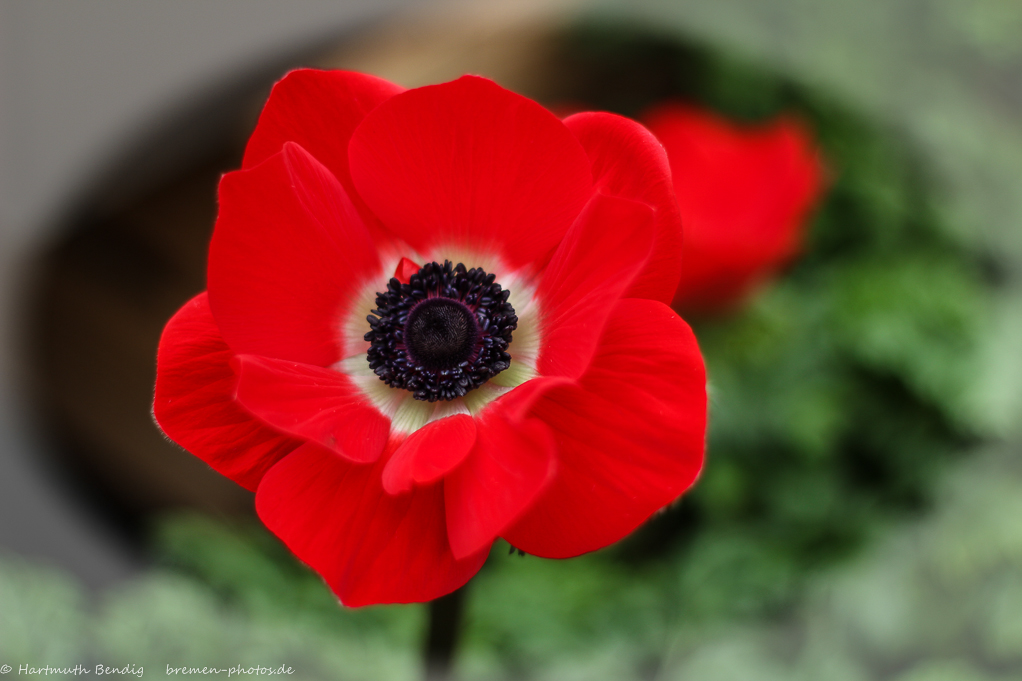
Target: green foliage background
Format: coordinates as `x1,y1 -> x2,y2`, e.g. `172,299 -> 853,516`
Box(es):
541,19 -> 992,614
6,447 -> 1022,679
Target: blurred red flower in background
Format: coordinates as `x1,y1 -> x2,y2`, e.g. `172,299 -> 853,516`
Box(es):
153,70 -> 706,606
642,103 -> 826,314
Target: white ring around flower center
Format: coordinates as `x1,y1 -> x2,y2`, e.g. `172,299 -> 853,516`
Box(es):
334,245 -> 542,436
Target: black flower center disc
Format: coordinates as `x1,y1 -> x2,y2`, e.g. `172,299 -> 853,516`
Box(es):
405,298 -> 478,370
365,261 -> 517,402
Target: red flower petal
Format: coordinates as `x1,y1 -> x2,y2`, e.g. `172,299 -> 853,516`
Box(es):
393,257 -> 421,285
208,142 -> 379,366
348,75 -> 593,270
232,354 -> 390,464
564,112 -> 683,304
536,193 -> 655,380
381,414 -> 477,495
503,299 -> 706,558
242,68 -> 404,244
256,442 -> 488,606
642,104 -> 825,312
444,394 -> 558,560
153,293 -> 301,491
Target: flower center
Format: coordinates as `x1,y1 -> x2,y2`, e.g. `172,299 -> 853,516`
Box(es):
405,298 -> 477,370
365,261 -> 517,402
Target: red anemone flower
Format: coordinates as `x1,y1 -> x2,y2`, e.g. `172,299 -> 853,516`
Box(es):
154,70 -> 706,606
642,103 -> 826,314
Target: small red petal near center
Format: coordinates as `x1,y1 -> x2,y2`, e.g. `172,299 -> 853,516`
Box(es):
394,257 -> 421,284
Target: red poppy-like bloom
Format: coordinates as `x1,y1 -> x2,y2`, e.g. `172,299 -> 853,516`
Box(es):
154,70 -> 706,606
642,103 -> 826,314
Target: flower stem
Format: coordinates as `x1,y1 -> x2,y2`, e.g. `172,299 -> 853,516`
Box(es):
423,583 -> 468,681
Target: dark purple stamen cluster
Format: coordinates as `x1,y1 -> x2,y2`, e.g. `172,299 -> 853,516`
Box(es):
365,261 -> 517,402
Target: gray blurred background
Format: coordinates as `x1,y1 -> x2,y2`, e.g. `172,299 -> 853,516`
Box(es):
0,0 -> 438,586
